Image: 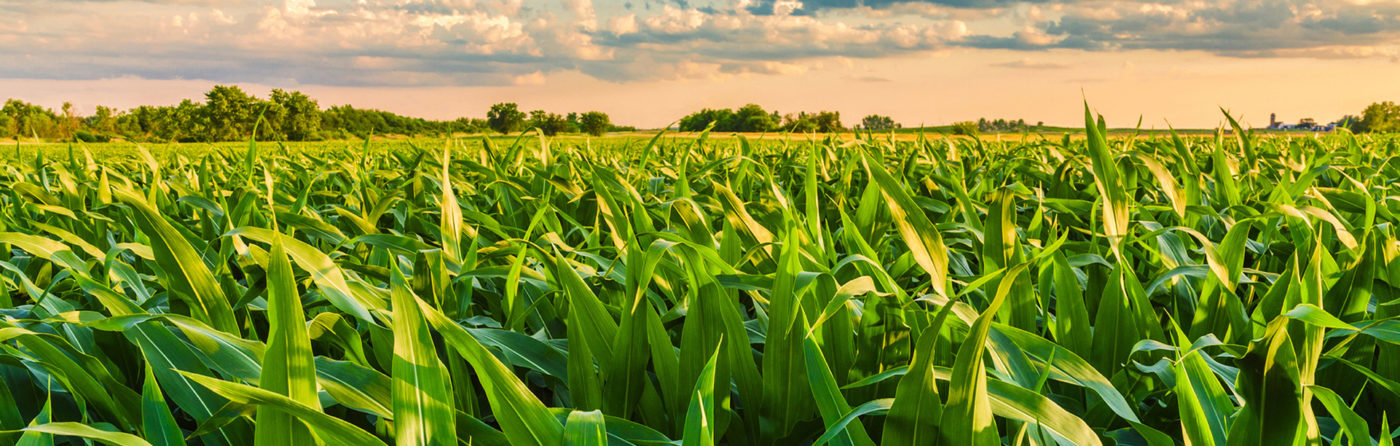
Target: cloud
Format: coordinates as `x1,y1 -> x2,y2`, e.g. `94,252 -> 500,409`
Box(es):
963,0 -> 1400,58
511,71 -> 547,85
992,57 -> 1070,69
1,0 -> 977,86
607,14 -> 639,35
743,0 -> 1045,15
0,0 -> 1398,88
847,75 -> 893,82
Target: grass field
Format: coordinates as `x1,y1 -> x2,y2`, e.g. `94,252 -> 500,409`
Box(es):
0,108 -> 1397,445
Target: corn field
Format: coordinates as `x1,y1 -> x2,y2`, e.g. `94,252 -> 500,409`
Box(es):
0,106 -> 1398,446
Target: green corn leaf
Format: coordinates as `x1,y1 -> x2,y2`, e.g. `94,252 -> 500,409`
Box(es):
229,226 -> 383,325
141,366 -> 185,446
1308,385 -> 1369,446
859,149 -> 950,296
441,142 -> 465,265
882,302 -> 955,446
681,346 -> 720,446
1225,321 -> 1302,446
1083,102 -> 1129,259
390,261 -> 457,446
813,399 -> 895,446
254,233 -> 319,446
761,228 -> 815,438
180,372 -> 387,446
804,333 -> 876,446
17,395 -> 53,446
114,189 -> 237,333
1380,414 -> 1392,446
941,263 -> 1028,445
563,411 -> 607,446
7,423 -> 152,446
416,294 -> 565,446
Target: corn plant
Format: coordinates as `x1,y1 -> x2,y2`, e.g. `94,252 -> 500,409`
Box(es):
0,105 -> 1397,446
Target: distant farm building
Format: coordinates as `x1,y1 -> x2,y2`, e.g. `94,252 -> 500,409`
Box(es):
1268,113 -> 1337,131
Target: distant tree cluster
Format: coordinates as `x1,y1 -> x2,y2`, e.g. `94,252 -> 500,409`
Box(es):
1,86 -> 621,142
783,111 -> 845,133
485,103 -> 616,136
0,100 -> 64,141
677,105 -> 780,132
951,121 -> 979,136
677,104 -> 846,133
859,114 -> 901,131
579,111 -> 612,136
1338,101 -> 1400,133
977,118 -> 1035,133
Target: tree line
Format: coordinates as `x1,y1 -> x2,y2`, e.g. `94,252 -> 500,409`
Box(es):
484,103 -> 617,137
946,118 -> 1046,136
1337,101 -> 1400,133
674,104 -> 903,133
0,85 -> 629,143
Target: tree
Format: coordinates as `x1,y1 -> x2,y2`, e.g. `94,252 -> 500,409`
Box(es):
951,121 -> 979,136
679,108 -> 734,132
60,102 -> 80,141
782,112 -> 817,133
1362,101 -> 1400,133
974,117 -> 1030,133
677,105 -> 778,132
565,112 -> 581,133
487,102 -> 527,134
579,111 -> 610,136
171,99 -> 207,142
1335,115 -> 1365,132
90,105 -> 118,135
528,110 -> 569,136
2,100 -> 59,140
813,111 -> 843,133
861,114 -> 898,131
123,105 -> 173,141
452,117 -> 490,134
271,89 -> 322,141
203,85 -> 259,141
733,104 -> 778,132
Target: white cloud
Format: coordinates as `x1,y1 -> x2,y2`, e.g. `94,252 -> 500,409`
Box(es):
773,0 -> 804,16
642,6 -> 707,34
211,9 -> 237,25
564,0 -> 597,30
608,14 -> 638,35
511,71 -> 546,85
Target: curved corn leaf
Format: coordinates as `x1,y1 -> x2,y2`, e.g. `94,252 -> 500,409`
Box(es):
254,234 -> 319,446
141,366 -> 184,446
563,410 -> 607,446
180,372 -> 387,446
390,262 -> 457,446
682,346 -> 720,446
416,294 -> 565,446
114,189 -> 237,333
942,263 -> 1028,445
6,422 -> 151,446
859,149 -> 949,296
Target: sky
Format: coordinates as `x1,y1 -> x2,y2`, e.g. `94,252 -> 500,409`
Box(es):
2,0 -> 1400,129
